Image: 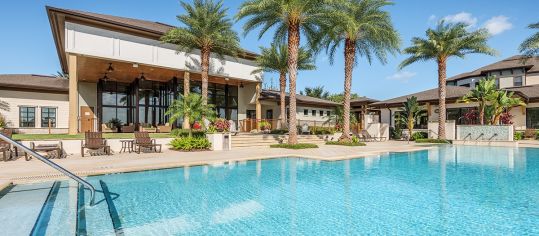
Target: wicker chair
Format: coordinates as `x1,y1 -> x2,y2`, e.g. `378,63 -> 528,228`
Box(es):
81,132 -> 111,157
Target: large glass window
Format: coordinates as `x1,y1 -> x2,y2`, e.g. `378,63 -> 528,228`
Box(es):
527,108 -> 539,129
514,76 -> 523,87
20,106 -> 35,127
101,81 -> 134,127
447,107 -> 478,125
41,107 -> 56,128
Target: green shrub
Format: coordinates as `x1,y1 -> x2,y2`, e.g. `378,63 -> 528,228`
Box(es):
514,131 -> 524,141
270,129 -> 288,134
390,127 -> 402,140
411,132 -> 427,141
270,143 -> 318,149
351,136 -> 360,143
536,131 -> 539,140
170,137 -> 211,151
171,128 -> 206,138
415,139 -> 451,144
311,127 -> 335,135
326,141 -> 366,146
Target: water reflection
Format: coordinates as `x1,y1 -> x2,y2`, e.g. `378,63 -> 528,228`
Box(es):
427,146 -> 527,170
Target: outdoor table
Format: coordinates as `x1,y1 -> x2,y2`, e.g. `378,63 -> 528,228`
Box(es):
119,140 -> 134,153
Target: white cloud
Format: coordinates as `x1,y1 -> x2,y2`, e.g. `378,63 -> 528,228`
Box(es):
483,15 -> 512,35
428,14 -> 437,24
442,12 -> 477,27
386,71 -> 416,82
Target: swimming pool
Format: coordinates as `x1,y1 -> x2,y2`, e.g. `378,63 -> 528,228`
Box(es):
1,146 -> 538,235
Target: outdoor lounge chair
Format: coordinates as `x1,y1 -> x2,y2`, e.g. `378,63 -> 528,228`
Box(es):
81,132 -> 111,157
121,123 -> 135,133
140,123 -> 157,133
157,123 -> 172,133
228,120 -> 239,136
300,123 -> 310,135
134,131 -> 162,153
101,124 -> 115,133
359,129 -> 386,142
30,141 -> 64,159
0,129 -> 13,161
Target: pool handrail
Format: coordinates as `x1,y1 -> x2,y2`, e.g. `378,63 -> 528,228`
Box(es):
0,132 -> 96,206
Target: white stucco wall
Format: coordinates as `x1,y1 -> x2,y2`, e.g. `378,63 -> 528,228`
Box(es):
296,106 -> 333,123
526,72 -> 539,86
65,22 -> 261,82
0,89 -> 69,133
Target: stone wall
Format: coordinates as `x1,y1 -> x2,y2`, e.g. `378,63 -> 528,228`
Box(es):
456,125 -> 513,141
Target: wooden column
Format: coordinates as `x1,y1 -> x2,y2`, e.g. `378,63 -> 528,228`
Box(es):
255,82 -> 262,130
183,71 -> 190,129
68,54 -> 79,135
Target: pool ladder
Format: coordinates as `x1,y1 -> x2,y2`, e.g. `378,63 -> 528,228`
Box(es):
0,132 -> 96,206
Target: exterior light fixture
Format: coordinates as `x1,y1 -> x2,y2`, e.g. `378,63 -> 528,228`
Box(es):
240,82 -> 244,88
140,73 -> 146,81
107,63 -> 114,73
102,73 -> 109,81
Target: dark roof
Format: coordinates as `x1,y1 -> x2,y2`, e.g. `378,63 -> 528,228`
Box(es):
0,74 -> 69,92
260,90 -> 339,106
350,96 -> 379,104
448,55 -> 539,81
371,86 -> 472,107
505,84 -> 539,101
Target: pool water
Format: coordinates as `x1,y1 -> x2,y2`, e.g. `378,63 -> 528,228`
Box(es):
2,146 -> 539,235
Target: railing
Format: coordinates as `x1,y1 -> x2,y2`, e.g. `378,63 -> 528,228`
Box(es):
0,132 -> 96,206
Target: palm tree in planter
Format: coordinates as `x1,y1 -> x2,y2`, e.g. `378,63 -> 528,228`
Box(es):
161,0 -> 241,105
397,96 -> 425,141
166,93 -> 216,137
316,0 -> 400,142
458,78 -> 497,125
252,43 -> 316,129
237,0 -> 325,144
400,21 -> 496,139
519,22 -> 539,58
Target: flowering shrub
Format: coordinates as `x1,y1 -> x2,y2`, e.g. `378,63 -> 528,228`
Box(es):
213,118 -> 230,132
461,109 -> 479,125
192,121 -> 202,130
499,112 -> 513,125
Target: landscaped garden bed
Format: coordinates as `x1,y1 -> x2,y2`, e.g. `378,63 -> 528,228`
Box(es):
270,143 -> 319,149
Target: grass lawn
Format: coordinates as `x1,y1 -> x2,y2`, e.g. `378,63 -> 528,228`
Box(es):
12,133 -> 174,141
270,143 -> 319,149
415,138 -> 451,144
325,141 -> 366,146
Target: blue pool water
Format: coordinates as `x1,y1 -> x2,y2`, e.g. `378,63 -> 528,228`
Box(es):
2,146 -> 539,235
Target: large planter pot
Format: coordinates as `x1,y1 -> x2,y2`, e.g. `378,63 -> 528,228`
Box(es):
206,133 -> 232,151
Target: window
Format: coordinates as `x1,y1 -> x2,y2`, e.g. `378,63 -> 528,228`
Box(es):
460,83 -> 470,87
514,76 -> 523,87
326,111 -> 331,117
41,107 -> 57,128
447,81 -> 456,86
312,110 -> 316,116
304,109 -> 308,116
319,110 -> 324,116
19,107 -> 35,127
527,108 -> 539,129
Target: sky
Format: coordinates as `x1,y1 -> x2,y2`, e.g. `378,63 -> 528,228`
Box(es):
0,0 -> 537,100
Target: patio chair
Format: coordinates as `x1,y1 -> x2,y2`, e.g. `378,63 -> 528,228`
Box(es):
228,120 -> 239,136
121,123 -> 135,133
101,124 -> 115,133
134,131 -> 162,153
0,129 -> 13,161
157,123 -> 172,133
524,129 -> 536,140
81,132 -> 111,157
30,141 -> 64,159
300,123 -> 310,135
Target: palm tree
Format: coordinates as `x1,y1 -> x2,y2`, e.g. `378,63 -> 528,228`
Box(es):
397,96 -> 425,141
166,93 -> 216,137
325,105 -> 357,130
488,91 -> 526,125
252,43 -> 316,129
237,0 -> 325,144
162,0 -> 241,105
301,86 -> 329,99
458,78 -> 497,125
400,21 -> 496,139
317,0 -> 400,141
519,22 -> 539,58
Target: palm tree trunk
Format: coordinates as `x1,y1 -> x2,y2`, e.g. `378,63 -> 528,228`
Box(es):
279,72 -> 287,130
340,39 -> 355,142
479,103 -> 485,125
287,23 -> 300,144
201,47 -> 210,106
183,72 -> 191,129
437,58 -> 447,139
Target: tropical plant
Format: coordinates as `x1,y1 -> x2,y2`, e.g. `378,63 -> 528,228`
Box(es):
400,21 -> 496,139
0,113 -> 6,128
162,0 -> 240,105
458,78 -> 497,125
316,0 -> 400,141
325,106 -> 357,131
252,43 -> 316,128
258,120 -> 272,130
237,0 -> 326,144
396,96 -> 425,141
300,86 -> 329,99
327,92 -> 360,103
519,22 -> 539,58
488,90 -> 526,125
53,71 -> 69,79
170,136 -> 212,151
106,118 -> 122,129
166,93 -> 216,137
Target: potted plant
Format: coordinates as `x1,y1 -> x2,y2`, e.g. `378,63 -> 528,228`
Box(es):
259,121 -> 271,133
213,118 -> 230,132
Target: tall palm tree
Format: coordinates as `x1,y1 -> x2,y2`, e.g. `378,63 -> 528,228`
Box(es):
317,0 -> 400,141
301,86 -> 329,99
237,0 -> 325,144
519,22 -> 539,58
400,21 -> 496,139
252,43 -> 316,129
166,93 -> 216,137
458,77 -> 497,125
162,0 -> 241,105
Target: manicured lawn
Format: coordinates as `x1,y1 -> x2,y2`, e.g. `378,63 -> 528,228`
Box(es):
415,138 -> 451,144
270,143 -> 319,149
12,133 -> 174,141
325,141 -> 366,146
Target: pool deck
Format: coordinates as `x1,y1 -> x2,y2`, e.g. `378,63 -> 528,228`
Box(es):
1,141 -> 434,184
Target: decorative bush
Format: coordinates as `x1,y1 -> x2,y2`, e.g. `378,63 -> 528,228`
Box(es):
311,127 -> 335,135
390,127 -> 402,140
514,132 -> 524,141
536,131 -> 539,140
258,121 -> 271,130
411,132 -> 427,141
270,129 -> 288,134
415,139 -> 451,144
0,113 -> 6,128
171,129 -> 206,138
213,118 -> 230,132
170,137 -> 211,151
326,141 -> 366,146
270,143 -> 318,149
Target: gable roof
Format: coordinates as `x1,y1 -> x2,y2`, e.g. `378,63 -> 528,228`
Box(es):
505,84 -> 539,102
370,86 -> 472,108
350,96 -> 379,104
0,74 -> 69,92
447,55 -> 539,81
260,90 -> 340,107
